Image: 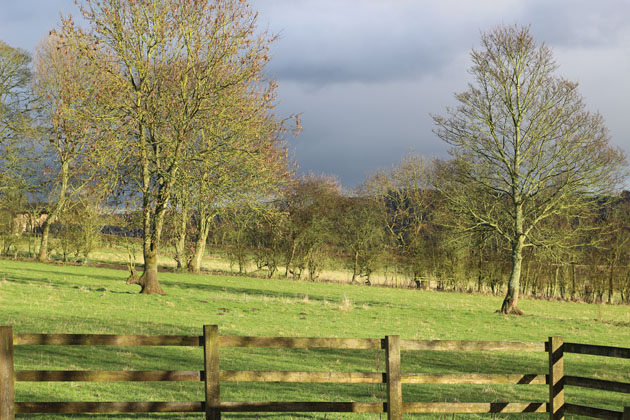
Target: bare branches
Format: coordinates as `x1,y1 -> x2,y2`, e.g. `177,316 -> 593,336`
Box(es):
433,24 -> 627,313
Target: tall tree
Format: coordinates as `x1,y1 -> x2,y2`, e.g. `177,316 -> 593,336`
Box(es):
365,154 -> 436,282
282,174 -> 341,281
337,194 -> 386,285
433,25 -> 626,314
185,80 -> 292,274
63,0 -> 279,293
32,33 -> 110,262
0,41 -> 31,147
594,196 -> 630,304
0,42 -> 34,229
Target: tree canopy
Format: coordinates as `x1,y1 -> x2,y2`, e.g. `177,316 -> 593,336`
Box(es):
60,0 -> 292,293
433,25 -> 627,314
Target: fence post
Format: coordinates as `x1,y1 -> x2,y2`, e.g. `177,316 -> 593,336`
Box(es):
204,325 -> 220,420
548,336 -> 564,420
0,327 -> 15,420
386,335 -> 402,420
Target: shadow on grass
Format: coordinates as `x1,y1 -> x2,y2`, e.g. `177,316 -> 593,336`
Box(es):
3,264 -> 383,306
159,280 -> 410,309
3,265 -> 122,285
16,415 -> 325,420
0,260 -> 406,306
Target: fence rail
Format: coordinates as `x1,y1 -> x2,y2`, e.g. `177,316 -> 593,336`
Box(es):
14,333 -> 545,351
565,376 -> 630,394
565,403 -> 627,420
11,401 -> 555,414
15,402 -> 204,414
561,342 -> 630,420
1,326 -> 629,420
13,333 -> 202,346
15,370 -> 549,384
564,342 -> 630,359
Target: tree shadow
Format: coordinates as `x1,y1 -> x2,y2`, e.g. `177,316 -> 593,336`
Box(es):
2,265 -> 121,285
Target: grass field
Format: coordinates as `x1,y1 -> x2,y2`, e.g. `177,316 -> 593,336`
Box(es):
12,236 -> 433,288
0,258 -> 628,419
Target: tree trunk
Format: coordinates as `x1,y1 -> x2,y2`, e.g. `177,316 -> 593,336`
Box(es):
237,243 -> 245,273
477,251 -> 483,292
174,197 -> 189,271
571,264 -> 576,300
135,210 -> 166,295
351,250 -> 359,284
188,239 -> 206,274
174,231 -> 187,271
38,222 -> 52,261
550,264 -> 560,298
284,242 -> 296,277
500,235 -> 525,315
189,214 -> 212,274
608,262 -> 615,304
38,161 -> 69,262
137,243 -> 164,295
135,125 -> 171,295
522,259 -> 530,295
137,206 -> 166,295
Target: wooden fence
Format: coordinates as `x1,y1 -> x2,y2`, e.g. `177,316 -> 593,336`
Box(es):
562,342 -> 630,420
0,326 -> 628,420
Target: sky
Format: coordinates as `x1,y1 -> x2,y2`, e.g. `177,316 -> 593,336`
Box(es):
1,0 -> 629,187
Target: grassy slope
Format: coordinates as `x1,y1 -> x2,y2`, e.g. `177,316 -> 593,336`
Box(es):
0,259 -> 628,419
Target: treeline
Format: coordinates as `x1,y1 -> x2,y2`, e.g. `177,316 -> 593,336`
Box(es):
0,0 -> 298,294
2,13 -> 629,309
163,153 -> 629,304
5,153 -> 630,305
187,161 -> 630,305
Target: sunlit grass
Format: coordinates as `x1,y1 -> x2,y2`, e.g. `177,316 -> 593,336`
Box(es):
0,259 -> 628,419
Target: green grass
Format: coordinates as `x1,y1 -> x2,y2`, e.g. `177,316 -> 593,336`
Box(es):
0,258 -> 628,419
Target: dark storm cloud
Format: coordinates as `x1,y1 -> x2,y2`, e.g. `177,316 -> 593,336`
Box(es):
252,0 -> 502,87
1,0 -> 629,187
254,0 -> 630,87
267,48 -> 447,87
264,27 -> 452,86
274,71 -> 467,186
251,0 -> 630,186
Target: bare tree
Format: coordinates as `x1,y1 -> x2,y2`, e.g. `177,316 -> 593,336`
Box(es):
433,25 -> 627,314
31,34 -> 110,262
281,175 -> 341,281
0,42 -> 35,241
364,154 -> 436,283
593,197 -> 630,304
0,41 -> 31,147
185,81 -> 293,274
337,194 -> 386,285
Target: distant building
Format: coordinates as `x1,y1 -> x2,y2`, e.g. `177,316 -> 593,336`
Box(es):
10,204 -> 49,235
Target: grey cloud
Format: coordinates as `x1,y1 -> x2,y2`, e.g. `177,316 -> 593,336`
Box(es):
265,0 -> 630,186
255,1 -> 473,87
257,0 -> 630,90
1,0 -> 628,187
275,78 -> 454,186
521,0 -> 630,48
267,45 -> 450,86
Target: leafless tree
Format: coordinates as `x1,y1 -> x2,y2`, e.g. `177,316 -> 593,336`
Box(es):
433,25 -> 627,314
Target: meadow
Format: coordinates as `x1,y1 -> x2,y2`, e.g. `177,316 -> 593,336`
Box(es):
0,258 -> 628,419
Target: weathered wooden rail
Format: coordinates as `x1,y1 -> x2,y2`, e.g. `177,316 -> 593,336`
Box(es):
561,341 -> 630,420
0,326 -> 628,419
